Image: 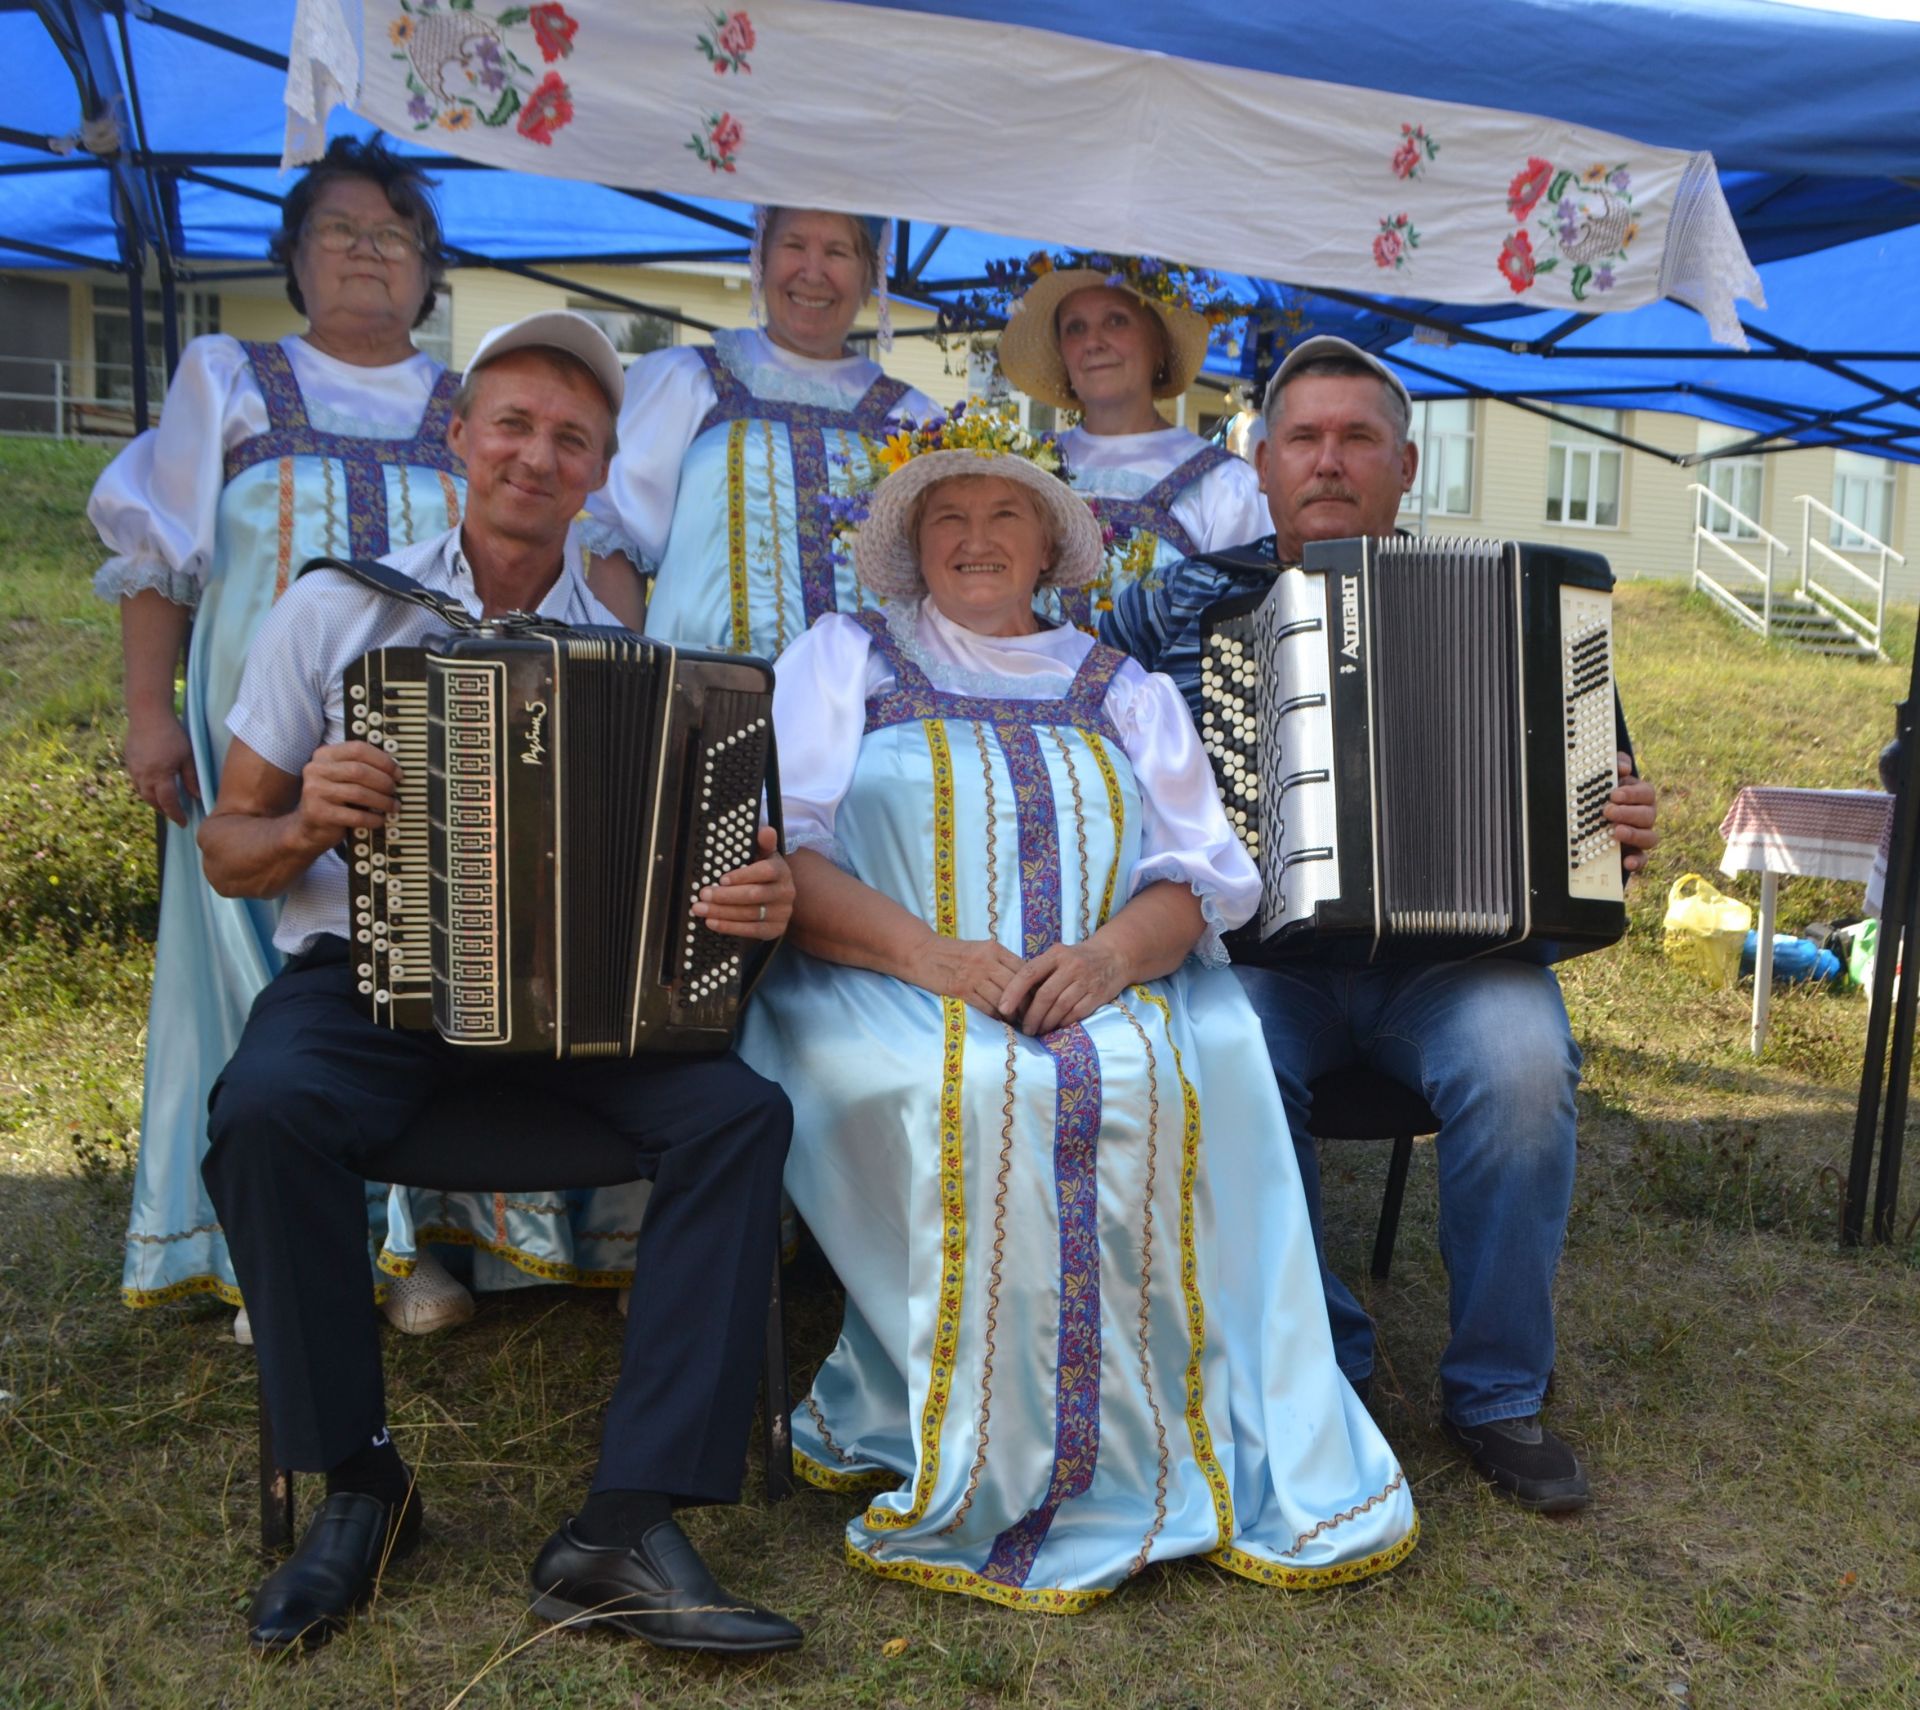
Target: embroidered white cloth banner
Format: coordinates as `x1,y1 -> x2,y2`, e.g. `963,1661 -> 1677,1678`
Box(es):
284,0 -> 1765,346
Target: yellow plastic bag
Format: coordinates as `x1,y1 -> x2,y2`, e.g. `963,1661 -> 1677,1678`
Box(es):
1662,873 -> 1753,989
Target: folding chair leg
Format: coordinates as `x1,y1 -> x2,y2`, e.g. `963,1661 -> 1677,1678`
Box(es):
760,1246 -> 792,1502
1371,1131 -> 1416,1281
257,1364 -> 296,1557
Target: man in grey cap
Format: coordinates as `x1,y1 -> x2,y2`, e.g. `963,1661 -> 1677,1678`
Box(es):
197,311 -> 804,1657
1102,335 -> 1657,1514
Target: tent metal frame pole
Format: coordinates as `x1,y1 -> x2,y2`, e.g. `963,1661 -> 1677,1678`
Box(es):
110,0 -> 183,383
0,231 -> 112,266
114,3 -> 291,72
1385,350 -> 1689,464
1842,613 -> 1920,1246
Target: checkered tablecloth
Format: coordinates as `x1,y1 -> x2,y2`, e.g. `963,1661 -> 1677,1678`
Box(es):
1718,786 -> 1894,899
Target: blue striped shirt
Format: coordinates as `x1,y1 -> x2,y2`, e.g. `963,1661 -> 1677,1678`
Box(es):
1097,534 -> 1280,725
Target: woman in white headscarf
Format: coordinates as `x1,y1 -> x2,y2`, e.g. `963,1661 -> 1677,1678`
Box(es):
581,206 -> 937,655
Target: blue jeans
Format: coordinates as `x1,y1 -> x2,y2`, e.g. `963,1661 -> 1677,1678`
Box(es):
1235,959 -> 1581,1427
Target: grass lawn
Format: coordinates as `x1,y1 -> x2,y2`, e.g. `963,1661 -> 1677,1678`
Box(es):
1,437 -> 1916,1708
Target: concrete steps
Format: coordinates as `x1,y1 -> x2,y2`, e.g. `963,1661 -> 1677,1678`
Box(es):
1724,592 -> 1879,659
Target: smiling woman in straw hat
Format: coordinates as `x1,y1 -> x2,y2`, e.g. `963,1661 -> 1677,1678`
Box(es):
735,417 -> 1417,1611
994,253 -> 1266,624
578,206 -> 937,656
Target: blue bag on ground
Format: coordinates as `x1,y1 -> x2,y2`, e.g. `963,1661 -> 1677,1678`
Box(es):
1740,932 -> 1844,985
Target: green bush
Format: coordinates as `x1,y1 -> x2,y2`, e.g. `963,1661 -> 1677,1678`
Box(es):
0,727 -> 157,948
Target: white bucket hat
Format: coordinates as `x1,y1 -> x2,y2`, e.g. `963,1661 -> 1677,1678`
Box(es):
851,450 -> 1105,602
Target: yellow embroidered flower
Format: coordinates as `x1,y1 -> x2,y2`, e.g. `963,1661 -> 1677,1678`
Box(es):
389,17 -> 414,44
1585,162 -> 1610,183
1624,219 -> 1640,247
439,107 -> 475,132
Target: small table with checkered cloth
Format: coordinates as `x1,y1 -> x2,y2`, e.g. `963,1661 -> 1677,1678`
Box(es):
1718,786 -> 1895,1054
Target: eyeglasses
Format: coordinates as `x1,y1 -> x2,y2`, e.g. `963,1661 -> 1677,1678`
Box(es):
303,216 -> 423,260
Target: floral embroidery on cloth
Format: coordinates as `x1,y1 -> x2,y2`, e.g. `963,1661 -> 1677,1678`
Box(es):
1374,212 -> 1420,271
698,8 -> 754,74
1390,123 -> 1438,181
1501,159 -> 1639,299
391,0 -> 578,146
689,109 -> 744,173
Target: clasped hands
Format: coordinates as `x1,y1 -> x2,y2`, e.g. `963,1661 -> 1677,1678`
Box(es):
292,740 -> 794,939
913,935 -> 1124,1037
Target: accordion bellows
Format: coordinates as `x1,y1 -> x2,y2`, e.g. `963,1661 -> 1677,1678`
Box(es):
345,626 -> 775,1055
1199,536 -> 1626,965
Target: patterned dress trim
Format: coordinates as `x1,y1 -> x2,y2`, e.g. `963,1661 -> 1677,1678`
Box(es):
1061,443 -> 1237,628
979,1018 -> 1103,1589
695,346 -> 913,633
863,718 -> 967,1534
1084,732 -> 1126,927
853,610 -> 1128,746
224,342 -> 464,561
1130,984 -> 1239,1549
1079,443 -> 1236,565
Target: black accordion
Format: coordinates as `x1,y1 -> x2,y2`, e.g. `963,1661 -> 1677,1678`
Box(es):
343,616 -> 776,1056
1198,536 -> 1626,965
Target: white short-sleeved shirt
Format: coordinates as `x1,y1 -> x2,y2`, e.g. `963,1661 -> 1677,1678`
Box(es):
228,524 -> 621,956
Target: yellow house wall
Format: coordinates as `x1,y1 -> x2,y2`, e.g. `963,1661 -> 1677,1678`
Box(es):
1416,400 -> 1917,607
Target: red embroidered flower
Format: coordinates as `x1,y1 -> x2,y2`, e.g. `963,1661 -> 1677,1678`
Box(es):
709,111 -> 743,158
517,72 -> 574,146
529,4 -> 578,63
1508,156 -> 1553,221
1391,137 -> 1423,180
717,11 -> 755,58
1373,228 -> 1404,268
1497,228 -> 1537,293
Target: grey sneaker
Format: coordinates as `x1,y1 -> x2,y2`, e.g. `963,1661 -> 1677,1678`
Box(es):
1443,1413 -> 1591,1512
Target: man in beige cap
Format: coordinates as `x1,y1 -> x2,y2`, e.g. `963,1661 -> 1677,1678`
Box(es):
1103,335 -> 1657,1515
196,311 -> 804,1658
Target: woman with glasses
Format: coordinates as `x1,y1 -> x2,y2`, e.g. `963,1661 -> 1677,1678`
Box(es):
88,136 -> 480,1341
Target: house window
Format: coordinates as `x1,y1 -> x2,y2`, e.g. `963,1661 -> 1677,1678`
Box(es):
91,284 -> 219,402
1697,422 -> 1764,540
1399,398 -> 1476,519
1830,449 -> 1896,549
1545,406 -> 1623,528
565,300 -> 675,365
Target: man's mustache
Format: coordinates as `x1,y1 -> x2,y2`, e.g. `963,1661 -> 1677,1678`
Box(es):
1297,482 -> 1361,506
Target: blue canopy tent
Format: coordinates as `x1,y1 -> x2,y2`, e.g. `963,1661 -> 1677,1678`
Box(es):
3,0 -> 1918,446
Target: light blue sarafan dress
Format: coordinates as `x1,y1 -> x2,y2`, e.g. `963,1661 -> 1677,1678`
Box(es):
741,602 -> 1417,1610
91,334 -> 464,1309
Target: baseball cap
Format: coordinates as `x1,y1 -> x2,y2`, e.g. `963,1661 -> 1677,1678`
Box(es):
466,309 -> 625,413
1262,335 -> 1412,421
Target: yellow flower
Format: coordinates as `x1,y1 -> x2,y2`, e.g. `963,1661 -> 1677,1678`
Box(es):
1585,162 -> 1610,182
878,429 -> 918,472
439,107 -> 475,132
1031,254 -> 1053,277
1624,219 -> 1640,246
389,17 -> 414,44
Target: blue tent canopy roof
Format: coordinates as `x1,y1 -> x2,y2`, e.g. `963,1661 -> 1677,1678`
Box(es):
4,0 -> 1916,457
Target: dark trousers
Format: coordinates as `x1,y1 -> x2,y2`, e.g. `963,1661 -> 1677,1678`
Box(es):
202,937 -> 791,1503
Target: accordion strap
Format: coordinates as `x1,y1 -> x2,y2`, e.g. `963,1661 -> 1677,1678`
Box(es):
296,554 -> 484,633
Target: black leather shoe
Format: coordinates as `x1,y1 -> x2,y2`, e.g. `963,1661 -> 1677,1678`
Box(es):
1443,1414 -> 1591,1513
248,1489 -> 424,1654
530,1518 -> 803,1654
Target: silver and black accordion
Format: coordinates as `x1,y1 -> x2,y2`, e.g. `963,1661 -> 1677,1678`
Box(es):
343,621 -> 776,1055
1198,536 -> 1626,964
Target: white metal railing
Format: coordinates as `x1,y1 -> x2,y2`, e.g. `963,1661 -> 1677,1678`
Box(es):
1796,493 -> 1901,659
1689,482 -> 1790,638
0,356 -> 156,440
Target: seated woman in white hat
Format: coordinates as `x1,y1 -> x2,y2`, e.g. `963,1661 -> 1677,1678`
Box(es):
994,255 -> 1265,626
739,414 -> 1416,1610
